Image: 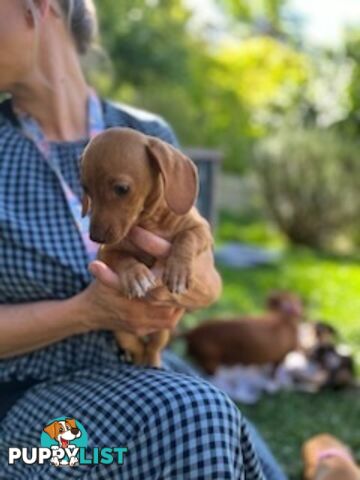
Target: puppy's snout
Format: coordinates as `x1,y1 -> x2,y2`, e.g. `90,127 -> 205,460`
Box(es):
89,225 -> 107,244
71,428 -> 80,435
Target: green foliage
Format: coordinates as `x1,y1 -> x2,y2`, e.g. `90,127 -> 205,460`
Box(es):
335,29 -> 360,136
218,0 -> 288,31
92,1 -> 308,173
175,35 -> 307,172
92,1 -> 360,182
254,129 -> 360,249
213,37 -> 308,109
346,29 -> 360,110
95,0 -> 194,87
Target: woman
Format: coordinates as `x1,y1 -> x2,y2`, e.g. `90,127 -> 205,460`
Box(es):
0,1 -> 285,478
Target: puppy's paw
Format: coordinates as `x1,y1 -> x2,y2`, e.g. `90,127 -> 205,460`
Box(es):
118,264 -> 156,299
163,257 -> 192,294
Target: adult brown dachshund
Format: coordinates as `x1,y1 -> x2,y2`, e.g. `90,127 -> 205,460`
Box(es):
182,292 -> 303,374
81,128 -> 212,367
302,434 -> 360,480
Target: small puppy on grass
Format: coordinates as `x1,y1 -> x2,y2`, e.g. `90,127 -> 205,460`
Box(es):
81,128 -> 212,367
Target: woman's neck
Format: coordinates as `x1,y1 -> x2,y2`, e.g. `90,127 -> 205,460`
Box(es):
10,35 -> 89,142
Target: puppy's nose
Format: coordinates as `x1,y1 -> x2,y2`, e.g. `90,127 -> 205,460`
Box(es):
89,226 -> 106,244
71,428 -> 80,435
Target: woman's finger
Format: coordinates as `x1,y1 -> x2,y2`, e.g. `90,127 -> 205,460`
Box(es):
129,226 -> 171,259
88,260 -> 120,290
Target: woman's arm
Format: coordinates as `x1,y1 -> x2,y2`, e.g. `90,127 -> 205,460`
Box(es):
0,298 -> 87,359
0,227 -> 219,359
0,286 -> 183,359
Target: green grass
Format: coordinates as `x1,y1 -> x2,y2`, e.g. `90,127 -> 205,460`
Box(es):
241,390 -> 360,480
178,210 -> 360,479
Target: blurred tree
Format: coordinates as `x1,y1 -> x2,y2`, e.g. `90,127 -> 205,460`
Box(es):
94,0 -> 195,87
194,36 -> 308,171
255,128 -> 360,249
92,0 -> 308,173
93,0 -> 211,145
217,0 -> 288,32
336,30 -> 360,136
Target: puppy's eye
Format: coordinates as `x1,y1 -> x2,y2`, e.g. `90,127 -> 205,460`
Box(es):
114,184 -> 130,197
59,428 -> 64,433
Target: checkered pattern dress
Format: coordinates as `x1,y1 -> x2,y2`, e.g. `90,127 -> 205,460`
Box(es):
0,98 -> 267,479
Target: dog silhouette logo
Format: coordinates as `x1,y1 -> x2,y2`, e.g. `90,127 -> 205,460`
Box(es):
41,417 -> 88,467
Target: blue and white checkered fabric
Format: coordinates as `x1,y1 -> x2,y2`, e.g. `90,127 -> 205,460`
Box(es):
0,98 -> 269,479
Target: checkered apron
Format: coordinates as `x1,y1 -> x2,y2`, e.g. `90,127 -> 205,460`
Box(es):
0,98 -> 266,479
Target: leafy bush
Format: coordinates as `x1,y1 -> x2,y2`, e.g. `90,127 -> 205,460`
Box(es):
254,129 -> 360,249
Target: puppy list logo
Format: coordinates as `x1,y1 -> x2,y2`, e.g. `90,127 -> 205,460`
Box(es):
8,417 -> 128,468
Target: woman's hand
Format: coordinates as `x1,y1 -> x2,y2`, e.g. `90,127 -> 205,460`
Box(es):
76,227 -> 183,335
77,225 -> 221,335
77,278 -> 184,336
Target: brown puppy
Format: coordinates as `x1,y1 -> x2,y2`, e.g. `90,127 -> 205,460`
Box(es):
183,291 -> 303,374
81,128 -> 212,367
302,434 -> 360,480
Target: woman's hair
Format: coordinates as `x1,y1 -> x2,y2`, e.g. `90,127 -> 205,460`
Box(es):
25,0 -> 98,55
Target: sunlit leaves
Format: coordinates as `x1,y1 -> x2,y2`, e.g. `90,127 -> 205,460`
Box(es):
212,36 -> 308,108
217,0 -> 288,30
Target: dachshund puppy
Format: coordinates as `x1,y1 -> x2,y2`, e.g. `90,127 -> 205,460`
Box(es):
302,434 -> 360,480
183,291 -> 303,374
81,128 -> 212,367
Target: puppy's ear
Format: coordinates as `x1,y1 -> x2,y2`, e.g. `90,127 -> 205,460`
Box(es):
43,422 -> 57,439
81,195 -> 91,218
65,418 -> 77,429
146,138 -> 199,215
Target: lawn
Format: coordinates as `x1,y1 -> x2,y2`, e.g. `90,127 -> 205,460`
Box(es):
176,210 -> 360,479
241,390 -> 360,479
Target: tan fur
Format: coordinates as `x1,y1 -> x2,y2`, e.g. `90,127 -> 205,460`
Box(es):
81,128 -> 213,367
183,292 -> 303,374
302,434 -> 360,480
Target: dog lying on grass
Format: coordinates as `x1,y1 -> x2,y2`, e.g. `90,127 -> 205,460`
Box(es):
182,291 -> 303,374
81,128 -> 212,367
